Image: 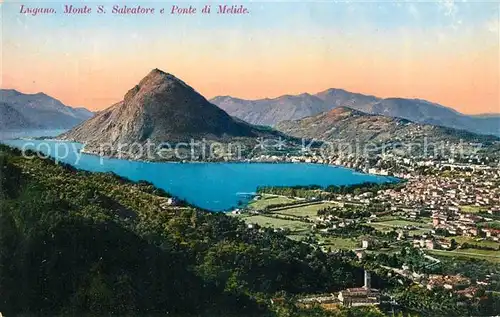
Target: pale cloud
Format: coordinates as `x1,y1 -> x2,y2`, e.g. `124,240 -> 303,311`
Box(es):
437,0 -> 465,31
451,19 -> 463,31
15,16 -> 28,30
440,0 -> 458,17
408,3 -> 420,20
486,17 -> 499,33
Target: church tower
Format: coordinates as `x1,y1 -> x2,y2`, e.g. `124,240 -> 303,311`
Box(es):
364,270 -> 371,290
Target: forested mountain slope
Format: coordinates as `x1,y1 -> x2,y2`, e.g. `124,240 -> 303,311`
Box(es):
0,145 -> 367,316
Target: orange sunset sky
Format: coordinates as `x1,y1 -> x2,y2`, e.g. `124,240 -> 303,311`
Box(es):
2,1 -> 500,114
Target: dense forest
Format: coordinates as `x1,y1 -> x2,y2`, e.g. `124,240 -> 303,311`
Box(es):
0,145 -> 376,316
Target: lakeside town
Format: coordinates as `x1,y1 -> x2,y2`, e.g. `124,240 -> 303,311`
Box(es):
231,147 -> 500,311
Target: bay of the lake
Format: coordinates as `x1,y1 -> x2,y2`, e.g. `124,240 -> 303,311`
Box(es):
2,138 -> 396,211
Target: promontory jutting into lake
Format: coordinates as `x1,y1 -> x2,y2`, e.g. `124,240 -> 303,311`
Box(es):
3,139 -> 394,211
1,68 -> 396,211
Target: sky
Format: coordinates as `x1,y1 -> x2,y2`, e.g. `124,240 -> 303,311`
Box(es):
1,0 -> 499,114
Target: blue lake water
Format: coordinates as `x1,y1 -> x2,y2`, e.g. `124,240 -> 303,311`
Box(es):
2,138 -> 396,211
0,129 -> 67,140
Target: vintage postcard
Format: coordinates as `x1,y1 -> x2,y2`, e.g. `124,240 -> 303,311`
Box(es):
1,1 -> 499,316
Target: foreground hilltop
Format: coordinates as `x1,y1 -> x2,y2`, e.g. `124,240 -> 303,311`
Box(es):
61,69 -> 287,159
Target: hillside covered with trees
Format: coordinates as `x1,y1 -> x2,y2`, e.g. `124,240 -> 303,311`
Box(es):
0,145 -> 372,316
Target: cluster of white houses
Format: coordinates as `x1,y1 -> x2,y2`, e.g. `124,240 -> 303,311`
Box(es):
312,166 -> 500,246
431,213 -> 500,241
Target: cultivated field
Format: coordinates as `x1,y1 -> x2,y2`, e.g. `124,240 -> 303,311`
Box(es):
428,249 -> 500,263
447,236 -> 500,249
318,236 -> 359,250
248,196 -> 296,210
238,214 -> 311,233
460,205 -> 488,214
368,219 -> 432,236
273,202 -> 338,220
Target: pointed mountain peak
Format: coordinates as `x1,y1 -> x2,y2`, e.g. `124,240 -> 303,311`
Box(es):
151,67 -> 166,75
61,68 -> 287,154
319,88 -> 346,94
139,68 -> 188,87
145,68 -> 173,79
297,92 -> 314,97
124,68 -> 193,102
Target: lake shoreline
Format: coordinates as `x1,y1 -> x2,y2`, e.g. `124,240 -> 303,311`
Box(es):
4,136 -> 391,178
2,138 -> 399,211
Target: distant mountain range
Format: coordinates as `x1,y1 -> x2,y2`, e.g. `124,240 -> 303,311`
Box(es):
211,89 -> 500,137
61,69 -> 287,159
276,107 -> 499,155
0,89 -> 94,130
211,94 -> 331,127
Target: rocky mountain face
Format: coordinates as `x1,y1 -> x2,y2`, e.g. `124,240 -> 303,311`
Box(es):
210,89 -> 378,126
61,69 -> 288,160
275,107 -> 499,156
210,93 -> 330,127
354,98 -> 500,137
314,88 -> 380,109
0,89 -> 93,130
211,90 -> 500,136
0,102 -> 40,130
